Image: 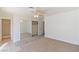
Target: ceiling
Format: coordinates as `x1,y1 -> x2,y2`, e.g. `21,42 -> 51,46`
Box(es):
40,7 -> 79,15
0,7 -> 35,16
0,7 -> 79,16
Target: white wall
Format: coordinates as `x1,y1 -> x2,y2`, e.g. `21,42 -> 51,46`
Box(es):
20,18 -> 27,34
45,9 -> 79,45
38,17 -> 44,35
11,16 -> 20,42
26,19 -> 32,34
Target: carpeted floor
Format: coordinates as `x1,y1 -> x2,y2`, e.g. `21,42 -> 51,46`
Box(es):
0,33 -> 79,52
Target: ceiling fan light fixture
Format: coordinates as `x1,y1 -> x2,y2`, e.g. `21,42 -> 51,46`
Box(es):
34,14 -> 39,18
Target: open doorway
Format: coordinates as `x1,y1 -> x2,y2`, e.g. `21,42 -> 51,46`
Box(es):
32,20 -> 44,37
0,19 -> 11,45
32,21 -> 38,36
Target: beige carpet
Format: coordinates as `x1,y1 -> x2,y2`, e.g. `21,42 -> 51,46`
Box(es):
0,35 -> 79,52
19,37 -> 79,52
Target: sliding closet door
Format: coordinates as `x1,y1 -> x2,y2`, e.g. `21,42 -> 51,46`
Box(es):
2,19 -> 11,39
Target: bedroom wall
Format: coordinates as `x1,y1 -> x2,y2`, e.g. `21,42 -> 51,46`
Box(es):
38,16 -> 44,35
12,16 -> 20,42
20,17 -> 27,34
45,9 -> 79,45
26,18 -> 32,34
19,15 -> 32,35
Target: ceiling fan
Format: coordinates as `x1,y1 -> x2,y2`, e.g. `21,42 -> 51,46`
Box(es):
28,7 -> 44,18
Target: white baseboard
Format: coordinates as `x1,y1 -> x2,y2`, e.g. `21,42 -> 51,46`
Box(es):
45,34 -> 79,45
